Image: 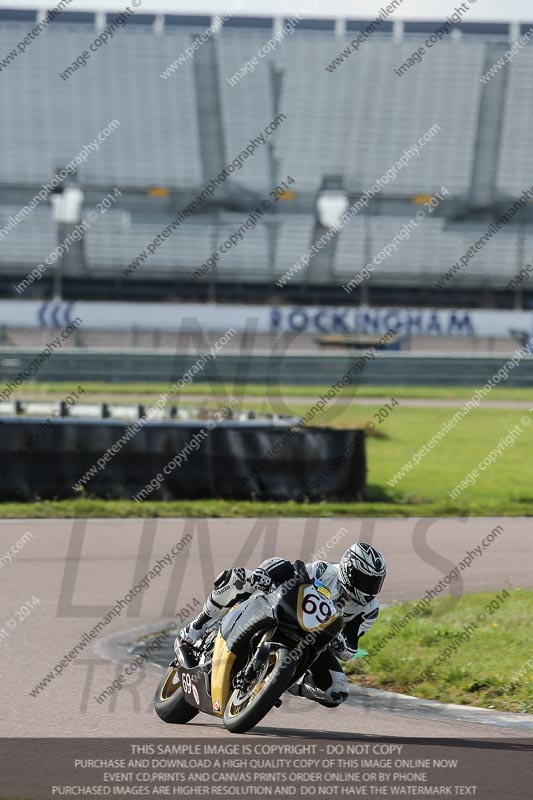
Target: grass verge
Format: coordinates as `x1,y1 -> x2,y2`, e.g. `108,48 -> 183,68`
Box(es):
10,381 -> 533,402
1,498 -> 533,519
345,589 -> 533,713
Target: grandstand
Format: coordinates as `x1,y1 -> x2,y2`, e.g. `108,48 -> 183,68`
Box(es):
1,9 -> 533,307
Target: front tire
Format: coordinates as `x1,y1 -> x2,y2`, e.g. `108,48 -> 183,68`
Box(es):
154,664 -> 199,724
223,646 -> 296,734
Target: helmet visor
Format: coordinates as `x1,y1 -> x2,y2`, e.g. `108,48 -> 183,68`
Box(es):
353,569 -> 385,597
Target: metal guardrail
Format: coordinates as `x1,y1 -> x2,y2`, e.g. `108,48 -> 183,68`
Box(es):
1,349 -> 532,387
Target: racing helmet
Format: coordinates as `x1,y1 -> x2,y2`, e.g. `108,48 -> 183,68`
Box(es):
338,542 -> 386,605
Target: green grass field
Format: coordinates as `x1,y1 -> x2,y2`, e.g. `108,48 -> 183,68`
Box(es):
346,589 -> 533,712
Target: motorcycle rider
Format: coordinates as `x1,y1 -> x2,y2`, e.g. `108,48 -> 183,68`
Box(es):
178,542 -> 386,708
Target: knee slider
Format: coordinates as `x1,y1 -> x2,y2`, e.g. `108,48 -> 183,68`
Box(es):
213,568 -> 232,589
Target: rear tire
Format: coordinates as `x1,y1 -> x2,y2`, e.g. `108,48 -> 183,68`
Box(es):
154,665 -> 199,724
223,646 -> 296,734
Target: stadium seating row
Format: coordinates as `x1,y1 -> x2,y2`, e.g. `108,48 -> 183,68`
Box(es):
0,22 -> 529,196
0,207 -> 527,287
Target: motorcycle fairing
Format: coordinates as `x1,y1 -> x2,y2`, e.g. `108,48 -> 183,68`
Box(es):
211,594 -> 275,715
177,662 -> 214,715
220,593 -> 274,653
210,631 -> 237,716
296,583 -> 340,633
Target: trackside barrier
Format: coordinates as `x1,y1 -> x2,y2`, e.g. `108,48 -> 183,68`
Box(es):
0,418 -> 366,502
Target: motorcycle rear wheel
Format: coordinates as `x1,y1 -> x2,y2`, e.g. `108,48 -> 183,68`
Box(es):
153,664 -> 199,724
223,646 -> 295,733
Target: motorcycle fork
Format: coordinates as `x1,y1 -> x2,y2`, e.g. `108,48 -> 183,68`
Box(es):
233,627 -> 278,691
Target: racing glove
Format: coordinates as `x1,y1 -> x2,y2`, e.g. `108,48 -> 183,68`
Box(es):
331,632 -> 358,662
249,568 -> 274,592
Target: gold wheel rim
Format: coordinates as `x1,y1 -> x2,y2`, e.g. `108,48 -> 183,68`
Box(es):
226,652 -> 279,719
159,666 -> 182,701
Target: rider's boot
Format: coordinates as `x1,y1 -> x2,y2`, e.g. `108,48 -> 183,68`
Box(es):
286,677 -> 305,698
177,598 -> 225,648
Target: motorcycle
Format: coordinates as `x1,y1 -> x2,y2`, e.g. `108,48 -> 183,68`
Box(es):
154,561 -> 344,733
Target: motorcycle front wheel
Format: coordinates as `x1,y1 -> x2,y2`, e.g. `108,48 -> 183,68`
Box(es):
153,664 -> 199,724
223,646 -> 295,734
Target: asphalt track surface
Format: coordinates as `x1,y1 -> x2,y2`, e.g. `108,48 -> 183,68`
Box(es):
1,517 -> 532,740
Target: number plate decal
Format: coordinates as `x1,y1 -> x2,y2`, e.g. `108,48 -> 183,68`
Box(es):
297,585 -> 339,631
